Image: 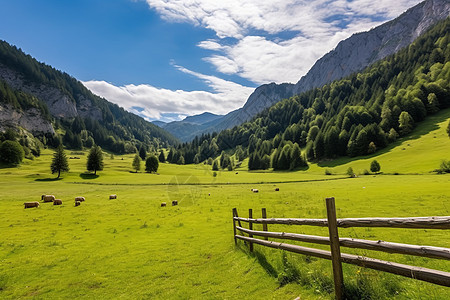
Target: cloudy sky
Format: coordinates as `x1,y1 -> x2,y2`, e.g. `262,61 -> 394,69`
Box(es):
0,0 -> 422,122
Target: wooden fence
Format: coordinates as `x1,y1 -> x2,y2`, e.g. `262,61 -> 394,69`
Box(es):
232,197 -> 450,300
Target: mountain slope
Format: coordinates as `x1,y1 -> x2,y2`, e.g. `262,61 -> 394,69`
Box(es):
0,40 -> 178,152
157,112 -> 224,142
171,17 -> 450,166
293,0 -> 450,95
186,0 -> 449,141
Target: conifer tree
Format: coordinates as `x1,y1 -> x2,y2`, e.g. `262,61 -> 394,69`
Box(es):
132,154 -> 141,173
50,145 -> 69,178
87,145 -> 104,175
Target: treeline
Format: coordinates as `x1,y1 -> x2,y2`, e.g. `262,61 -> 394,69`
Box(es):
0,40 -> 179,154
173,18 -> 450,170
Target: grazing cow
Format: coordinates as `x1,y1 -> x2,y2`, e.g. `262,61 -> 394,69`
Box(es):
252,189 -> 259,193
24,201 -> 40,209
275,188 -> 280,191
172,200 -> 178,206
42,195 -> 55,202
109,194 -> 117,200
74,201 -> 81,207
161,202 -> 167,207
53,199 -> 62,205
75,196 -> 85,202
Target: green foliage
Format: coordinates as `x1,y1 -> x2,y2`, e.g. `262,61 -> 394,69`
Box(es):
86,145 -> 103,175
0,40 -> 178,154
145,155 -> 159,173
370,160 -> 381,173
139,146 -> 146,161
159,150 -> 166,163
447,120 -> 450,138
0,140 -> 24,165
435,160 -> 450,174
176,18 -> 450,164
132,154 -> 141,173
399,111 -> 414,136
346,167 -> 355,177
212,160 -> 219,171
50,145 -> 69,178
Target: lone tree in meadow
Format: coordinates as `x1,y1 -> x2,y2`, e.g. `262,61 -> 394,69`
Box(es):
87,145 -> 104,175
370,160 -> 381,173
145,155 -> 159,173
132,154 -> 141,173
50,145 -> 69,178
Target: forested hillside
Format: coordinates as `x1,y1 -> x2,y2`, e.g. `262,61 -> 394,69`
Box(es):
169,18 -> 450,170
0,40 -> 178,156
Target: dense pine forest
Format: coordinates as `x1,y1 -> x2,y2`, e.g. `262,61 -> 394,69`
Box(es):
0,40 -> 178,157
168,18 -> 450,170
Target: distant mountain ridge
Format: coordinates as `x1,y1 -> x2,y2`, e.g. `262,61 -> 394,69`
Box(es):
172,0 -> 449,141
155,112 -> 223,142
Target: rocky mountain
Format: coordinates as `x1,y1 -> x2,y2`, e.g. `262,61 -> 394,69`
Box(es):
0,40 -> 178,151
293,0 -> 450,95
156,112 -> 224,142
181,0 -> 449,141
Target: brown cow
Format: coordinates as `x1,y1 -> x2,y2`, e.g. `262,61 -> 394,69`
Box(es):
74,201 -> 81,207
275,188 -> 280,191
24,202 -> 40,209
75,196 -> 85,202
53,199 -> 62,205
172,200 -> 178,206
42,195 -> 55,202
109,194 -> 117,200
161,202 -> 167,207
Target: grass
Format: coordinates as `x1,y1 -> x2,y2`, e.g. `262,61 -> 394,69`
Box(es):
0,110 -> 449,299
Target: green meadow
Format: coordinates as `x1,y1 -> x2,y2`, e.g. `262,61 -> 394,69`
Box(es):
0,110 -> 449,299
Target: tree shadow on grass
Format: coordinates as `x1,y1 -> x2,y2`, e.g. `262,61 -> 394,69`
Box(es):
79,173 -> 99,180
35,177 -> 63,182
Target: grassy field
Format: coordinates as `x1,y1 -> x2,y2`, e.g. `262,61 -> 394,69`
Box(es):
0,110 -> 449,299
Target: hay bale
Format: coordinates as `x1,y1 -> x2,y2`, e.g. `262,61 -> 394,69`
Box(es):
24,201 -> 40,208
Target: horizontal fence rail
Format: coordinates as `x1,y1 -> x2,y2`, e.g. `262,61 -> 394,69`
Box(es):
234,216 -> 450,229
235,235 -> 450,287
236,226 -> 450,260
232,198 -> 450,299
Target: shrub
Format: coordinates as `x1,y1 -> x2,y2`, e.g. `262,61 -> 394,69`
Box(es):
346,167 -> 355,177
145,155 -> 159,173
324,169 -> 332,175
0,140 -> 24,165
370,160 -> 381,173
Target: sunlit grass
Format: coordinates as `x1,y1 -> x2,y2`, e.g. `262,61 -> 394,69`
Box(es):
0,111 -> 449,299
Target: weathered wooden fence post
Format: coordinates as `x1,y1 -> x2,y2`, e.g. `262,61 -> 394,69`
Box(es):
249,209 -> 254,252
232,208 -> 237,245
262,208 -> 268,240
326,197 -> 344,300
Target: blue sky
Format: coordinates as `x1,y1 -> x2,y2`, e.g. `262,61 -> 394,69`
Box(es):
0,0 -> 422,122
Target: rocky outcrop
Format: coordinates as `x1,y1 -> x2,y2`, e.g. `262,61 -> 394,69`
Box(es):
0,63 -> 102,122
0,103 -> 55,134
293,0 -> 450,95
189,0 -> 449,142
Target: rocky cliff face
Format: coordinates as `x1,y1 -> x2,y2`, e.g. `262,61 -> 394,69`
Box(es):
0,63 -> 103,123
195,0 -> 449,141
0,103 -> 55,134
293,0 -> 450,95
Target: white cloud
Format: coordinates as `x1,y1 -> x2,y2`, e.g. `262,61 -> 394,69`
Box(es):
146,0 -> 422,84
82,66 -> 254,122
